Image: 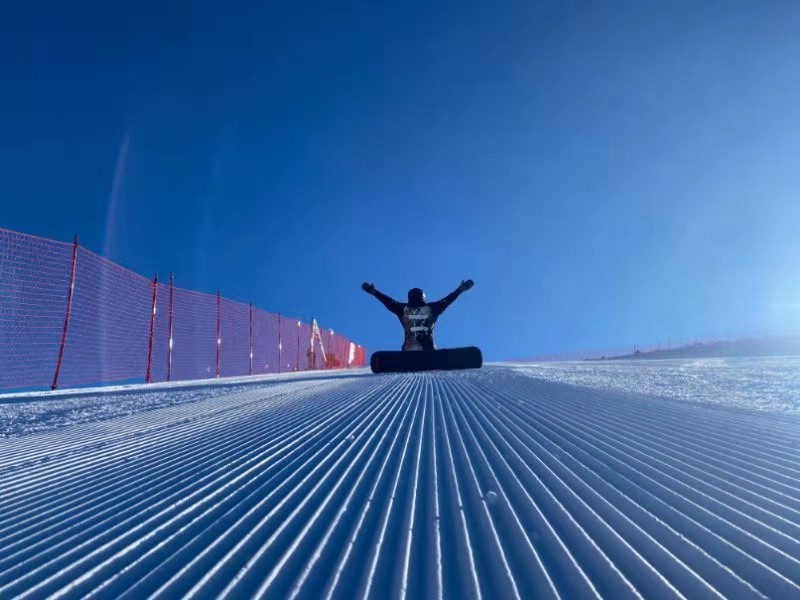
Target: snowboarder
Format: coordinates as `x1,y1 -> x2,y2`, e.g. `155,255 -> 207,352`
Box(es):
361,280 -> 474,351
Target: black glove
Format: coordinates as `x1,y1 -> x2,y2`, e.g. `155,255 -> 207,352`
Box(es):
459,279 -> 474,292
362,282 -> 376,295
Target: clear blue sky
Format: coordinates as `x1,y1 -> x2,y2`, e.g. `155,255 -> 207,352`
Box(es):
3,1 -> 800,360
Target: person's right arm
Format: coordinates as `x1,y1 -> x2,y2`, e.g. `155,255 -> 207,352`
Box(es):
430,279 -> 474,317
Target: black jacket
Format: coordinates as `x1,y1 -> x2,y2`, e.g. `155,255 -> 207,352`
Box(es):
371,287 -> 464,351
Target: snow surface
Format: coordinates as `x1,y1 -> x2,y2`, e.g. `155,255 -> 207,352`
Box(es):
509,356 -> 800,413
1,359 -> 800,598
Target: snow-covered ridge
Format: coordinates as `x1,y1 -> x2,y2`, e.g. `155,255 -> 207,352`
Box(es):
2,362 -> 799,598
0,369 -> 362,438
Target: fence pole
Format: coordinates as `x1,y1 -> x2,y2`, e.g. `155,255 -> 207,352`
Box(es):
249,301 -> 253,376
145,274 -> 158,383
51,235 -> 79,390
308,321 -> 313,369
167,273 -> 174,382
216,290 -> 221,378
296,321 -> 301,371
277,313 -> 282,374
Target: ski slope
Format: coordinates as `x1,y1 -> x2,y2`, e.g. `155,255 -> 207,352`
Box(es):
2,361 -> 800,599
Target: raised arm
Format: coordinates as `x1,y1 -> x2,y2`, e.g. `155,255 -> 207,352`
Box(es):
362,282 -> 403,316
430,279 -> 474,317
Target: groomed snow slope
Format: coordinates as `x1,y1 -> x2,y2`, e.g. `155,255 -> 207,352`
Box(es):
1,364 -> 800,599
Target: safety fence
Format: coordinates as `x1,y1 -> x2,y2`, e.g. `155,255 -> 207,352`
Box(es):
0,228 -> 367,391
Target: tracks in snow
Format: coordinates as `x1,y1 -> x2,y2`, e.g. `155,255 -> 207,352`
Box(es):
1,367 -> 799,599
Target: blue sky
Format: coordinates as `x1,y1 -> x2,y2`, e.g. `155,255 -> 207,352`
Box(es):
3,1 -> 800,360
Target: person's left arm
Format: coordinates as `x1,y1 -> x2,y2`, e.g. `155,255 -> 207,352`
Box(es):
363,282 -> 404,317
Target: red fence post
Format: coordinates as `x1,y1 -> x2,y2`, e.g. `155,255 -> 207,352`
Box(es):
167,273 -> 174,382
249,301 -> 253,376
145,274 -> 158,383
296,321 -> 301,371
277,313 -> 282,374
51,235 -> 79,390
216,290 -> 221,378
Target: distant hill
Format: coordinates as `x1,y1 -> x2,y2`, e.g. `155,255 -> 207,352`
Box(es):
594,336 -> 800,361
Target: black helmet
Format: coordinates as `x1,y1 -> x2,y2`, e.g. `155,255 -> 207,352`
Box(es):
407,287 -> 426,306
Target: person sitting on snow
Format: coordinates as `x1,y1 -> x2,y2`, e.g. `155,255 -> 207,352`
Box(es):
361,280 -> 474,351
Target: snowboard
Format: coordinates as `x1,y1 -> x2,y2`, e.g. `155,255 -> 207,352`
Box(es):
370,346 -> 483,374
